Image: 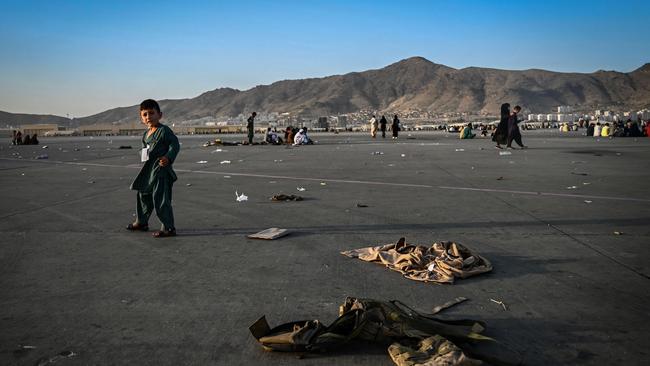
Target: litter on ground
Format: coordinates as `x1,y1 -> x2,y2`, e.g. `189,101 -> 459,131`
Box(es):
248,228 -> 290,240
220,160 -> 231,164
499,151 -> 512,156
196,160 -> 208,164
297,187 -> 306,191
341,237 -> 492,284
236,191 -> 248,202
271,194 -> 303,201
250,297 -> 519,365
490,298 -> 508,311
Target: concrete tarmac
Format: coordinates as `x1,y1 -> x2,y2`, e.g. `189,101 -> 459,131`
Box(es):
1,130 -> 649,365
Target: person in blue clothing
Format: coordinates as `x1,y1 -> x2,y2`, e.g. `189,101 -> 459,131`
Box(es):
127,99 -> 180,238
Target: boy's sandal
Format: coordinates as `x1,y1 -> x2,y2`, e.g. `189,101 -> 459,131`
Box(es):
126,223 -> 149,231
152,230 -> 176,238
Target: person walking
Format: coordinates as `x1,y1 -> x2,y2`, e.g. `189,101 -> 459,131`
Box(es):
247,112 -> 257,144
492,103 -> 509,149
379,115 -> 388,138
369,115 -> 378,138
506,105 -> 526,149
391,115 -> 400,139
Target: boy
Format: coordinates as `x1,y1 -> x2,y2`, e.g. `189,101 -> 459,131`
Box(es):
127,99 -> 180,237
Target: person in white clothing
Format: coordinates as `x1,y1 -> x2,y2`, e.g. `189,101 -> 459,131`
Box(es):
369,115 -> 378,138
593,122 -> 601,137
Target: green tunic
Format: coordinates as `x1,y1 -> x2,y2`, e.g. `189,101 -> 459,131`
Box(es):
130,124 -> 180,193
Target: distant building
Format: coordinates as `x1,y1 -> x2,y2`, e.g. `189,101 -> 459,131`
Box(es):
315,117 -> 329,130
20,124 -> 60,136
546,114 -> 555,122
537,114 -> 546,121
557,105 -> 572,113
623,111 -> 638,121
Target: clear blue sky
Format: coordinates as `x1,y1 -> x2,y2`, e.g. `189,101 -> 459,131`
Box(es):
1,0 -> 648,117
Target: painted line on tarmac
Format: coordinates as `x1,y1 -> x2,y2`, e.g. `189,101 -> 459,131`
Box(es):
3,158 -> 648,202
437,186 -> 650,203
177,169 -> 434,188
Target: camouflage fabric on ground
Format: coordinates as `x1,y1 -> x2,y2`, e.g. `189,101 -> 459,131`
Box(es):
341,237 -> 492,284
250,297 -> 507,365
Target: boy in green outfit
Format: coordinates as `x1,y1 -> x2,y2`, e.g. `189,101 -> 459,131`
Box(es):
126,99 -> 180,238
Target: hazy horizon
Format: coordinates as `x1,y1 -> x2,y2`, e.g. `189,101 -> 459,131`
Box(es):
1,0 -> 649,117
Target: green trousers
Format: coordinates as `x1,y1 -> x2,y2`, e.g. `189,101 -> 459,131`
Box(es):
136,177 -> 175,231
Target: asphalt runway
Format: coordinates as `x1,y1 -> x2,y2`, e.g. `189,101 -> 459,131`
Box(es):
1,130 -> 649,365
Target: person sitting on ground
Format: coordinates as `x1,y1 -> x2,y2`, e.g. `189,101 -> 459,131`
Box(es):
284,126 -> 294,145
265,127 -> 282,145
601,123 -> 610,137
612,121 -> 625,137
479,124 -> 488,137
293,127 -> 313,146
23,134 -> 32,145
31,134 -> 39,145
593,122 -> 601,137
459,123 -> 475,139
645,121 -> 650,137
627,121 -> 641,137
560,123 -> 569,132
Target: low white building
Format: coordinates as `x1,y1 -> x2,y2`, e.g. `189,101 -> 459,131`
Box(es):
638,109 -> 650,120
537,114 -> 546,121
547,114 -> 555,121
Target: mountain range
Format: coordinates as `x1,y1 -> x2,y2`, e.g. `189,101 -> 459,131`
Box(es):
3,57 -> 650,126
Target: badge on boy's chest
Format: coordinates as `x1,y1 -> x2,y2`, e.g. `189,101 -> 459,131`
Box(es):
141,144 -> 151,162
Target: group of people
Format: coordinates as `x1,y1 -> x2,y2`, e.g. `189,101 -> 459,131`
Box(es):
586,120 -> 647,138
492,103 -> 526,149
369,115 -> 400,139
248,112 -> 313,146
264,126 -> 313,146
11,130 -> 39,145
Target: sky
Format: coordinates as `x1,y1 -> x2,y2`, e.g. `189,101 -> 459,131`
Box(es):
1,0 -> 649,117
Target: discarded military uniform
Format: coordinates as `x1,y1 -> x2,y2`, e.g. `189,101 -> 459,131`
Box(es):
250,297 -> 512,365
341,238 -> 492,284
130,124 -> 180,231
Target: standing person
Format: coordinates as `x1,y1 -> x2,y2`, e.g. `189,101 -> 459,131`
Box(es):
11,130 -> 17,145
492,103 -> 510,149
379,115 -> 388,138
392,115 -> 400,139
369,115 -> 378,138
247,112 -> 257,144
506,105 -> 526,149
15,131 -> 23,145
586,122 -> 595,136
127,99 -> 180,238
